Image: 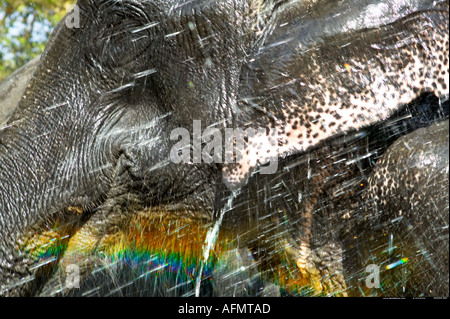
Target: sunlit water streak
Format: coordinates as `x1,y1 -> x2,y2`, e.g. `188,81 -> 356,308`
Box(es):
194,190 -> 239,297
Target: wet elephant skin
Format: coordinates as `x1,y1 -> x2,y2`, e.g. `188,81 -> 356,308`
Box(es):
0,0 -> 448,296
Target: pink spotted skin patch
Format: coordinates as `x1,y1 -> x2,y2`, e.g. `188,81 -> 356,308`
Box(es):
222,4 -> 449,190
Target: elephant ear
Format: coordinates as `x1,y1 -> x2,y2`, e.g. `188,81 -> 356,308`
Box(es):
86,1 -> 155,71
223,2 -> 449,189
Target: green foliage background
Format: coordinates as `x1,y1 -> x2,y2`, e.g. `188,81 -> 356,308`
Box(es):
0,0 -> 71,81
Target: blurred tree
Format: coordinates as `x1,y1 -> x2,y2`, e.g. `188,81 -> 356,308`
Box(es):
0,0 -> 72,81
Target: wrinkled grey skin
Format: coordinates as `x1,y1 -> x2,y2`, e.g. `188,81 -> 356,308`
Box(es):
0,0 -> 448,296
353,120 -> 449,296
0,56 -> 41,128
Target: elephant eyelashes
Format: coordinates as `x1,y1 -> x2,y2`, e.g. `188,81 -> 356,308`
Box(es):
93,26 -> 150,68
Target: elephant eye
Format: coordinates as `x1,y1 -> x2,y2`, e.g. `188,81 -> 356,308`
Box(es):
91,11 -> 152,69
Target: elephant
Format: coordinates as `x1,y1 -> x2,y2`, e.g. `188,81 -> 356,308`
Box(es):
0,0 -> 448,296
0,56 -> 41,129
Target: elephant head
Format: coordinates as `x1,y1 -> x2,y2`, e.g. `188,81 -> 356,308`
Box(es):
0,0 -> 448,296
